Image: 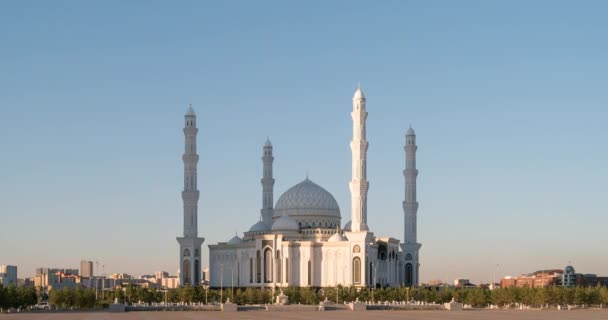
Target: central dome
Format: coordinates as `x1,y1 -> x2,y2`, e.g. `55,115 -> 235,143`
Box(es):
274,178 -> 341,228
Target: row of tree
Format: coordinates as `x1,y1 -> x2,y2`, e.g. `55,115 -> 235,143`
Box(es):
0,285 -> 37,310
3,284 -> 608,309
98,285 -> 608,307
48,286 -> 97,309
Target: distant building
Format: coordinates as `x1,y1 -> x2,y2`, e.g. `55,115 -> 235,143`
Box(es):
501,269 -> 563,288
161,276 -> 180,289
155,271 -> 169,280
556,266 -> 608,287
453,278 -> 471,287
426,279 -> 445,286
48,271 -> 82,290
109,273 -> 132,280
0,265 -> 17,286
502,266 -> 608,288
17,277 -> 34,288
34,267 -> 78,288
80,260 -> 94,278
202,268 -> 209,282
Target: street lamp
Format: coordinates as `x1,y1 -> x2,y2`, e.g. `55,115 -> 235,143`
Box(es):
371,262 -> 377,304
203,284 -> 209,305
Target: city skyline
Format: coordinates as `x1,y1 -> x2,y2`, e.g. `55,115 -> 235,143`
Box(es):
1,1 -> 607,284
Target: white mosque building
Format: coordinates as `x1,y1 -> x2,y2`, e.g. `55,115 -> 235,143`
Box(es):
180,86 -> 421,288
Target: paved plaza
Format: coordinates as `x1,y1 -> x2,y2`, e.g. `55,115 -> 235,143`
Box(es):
3,310 -> 608,320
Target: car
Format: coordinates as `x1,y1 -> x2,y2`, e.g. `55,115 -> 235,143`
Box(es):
34,302 -> 50,310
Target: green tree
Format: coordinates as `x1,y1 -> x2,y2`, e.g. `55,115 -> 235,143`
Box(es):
179,285 -> 195,303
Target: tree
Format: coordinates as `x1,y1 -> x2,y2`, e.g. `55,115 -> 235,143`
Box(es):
179,285 -> 195,304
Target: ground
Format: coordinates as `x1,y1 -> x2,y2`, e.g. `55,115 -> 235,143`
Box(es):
2,310 -> 608,320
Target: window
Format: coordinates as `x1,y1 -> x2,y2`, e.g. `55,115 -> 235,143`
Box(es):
256,251 -> 261,283
353,257 -> 361,284
405,263 -> 413,286
276,251 -> 282,283
264,248 -> 272,283
405,253 -> 412,260
194,259 -> 200,284
307,260 -> 312,286
249,258 -> 253,283
183,249 -> 190,257
285,258 -> 289,283
182,260 -> 191,285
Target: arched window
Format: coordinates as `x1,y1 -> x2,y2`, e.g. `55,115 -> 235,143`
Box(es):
194,259 -> 200,284
264,248 -> 272,283
405,253 -> 413,260
256,251 -> 261,283
369,262 -> 373,286
249,258 -> 253,283
182,260 -> 191,285
307,260 -> 312,286
285,258 -> 289,283
276,251 -> 282,283
352,257 -> 361,284
405,263 -> 413,286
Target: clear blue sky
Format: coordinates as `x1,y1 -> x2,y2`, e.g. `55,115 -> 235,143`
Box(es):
1,1 -> 607,283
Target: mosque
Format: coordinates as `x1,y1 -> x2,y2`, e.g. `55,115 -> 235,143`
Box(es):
178,86 -> 421,288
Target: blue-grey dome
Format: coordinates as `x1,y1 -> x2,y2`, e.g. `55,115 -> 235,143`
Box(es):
328,232 -> 348,242
272,214 -> 299,231
273,178 -> 341,228
228,235 -> 242,244
249,221 -> 268,232
343,220 -> 351,231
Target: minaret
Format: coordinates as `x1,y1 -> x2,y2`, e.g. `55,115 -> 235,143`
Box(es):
349,84 -> 369,232
177,105 -> 205,286
261,138 -> 275,227
401,126 -> 421,286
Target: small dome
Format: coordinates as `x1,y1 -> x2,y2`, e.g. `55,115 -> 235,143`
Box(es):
264,138 -> 272,147
407,126 -> 415,136
186,105 -> 195,116
228,235 -> 242,245
353,85 -> 365,100
249,221 -> 269,232
328,232 -> 348,242
272,214 -> 299,231
343,220 -> 351,231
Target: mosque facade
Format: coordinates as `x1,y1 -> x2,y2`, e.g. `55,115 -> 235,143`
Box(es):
181,86 -> 421,288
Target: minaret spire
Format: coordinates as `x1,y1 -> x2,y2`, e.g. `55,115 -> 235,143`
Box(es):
349,84 -> 369,232
402,126 -> 421,286
177,105 -> 204,286
261,138 -> 275,227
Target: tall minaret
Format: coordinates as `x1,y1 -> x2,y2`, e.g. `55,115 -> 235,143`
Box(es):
261,138 -> 275,227
401,126 -> 421,286
177,105 -> 205,286
349,84 -> 369,232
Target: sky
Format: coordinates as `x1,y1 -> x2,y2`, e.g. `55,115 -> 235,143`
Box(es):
1,1 -> 607,284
